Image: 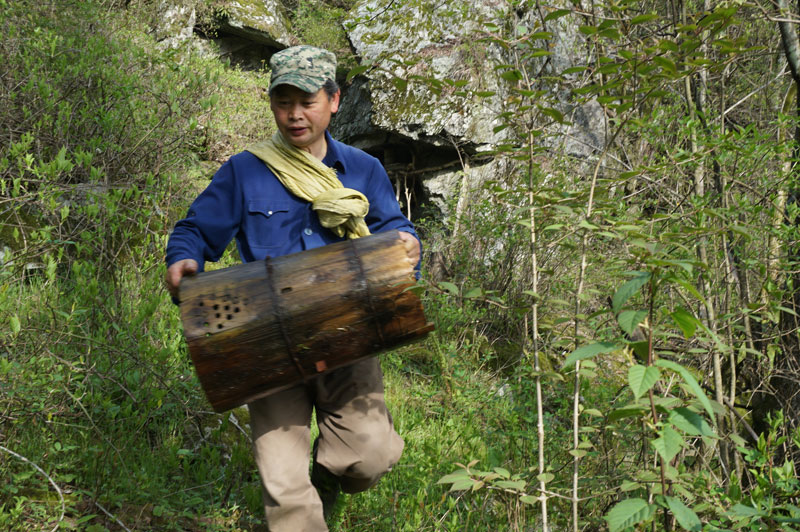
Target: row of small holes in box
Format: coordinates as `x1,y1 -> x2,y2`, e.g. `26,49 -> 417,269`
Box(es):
199,298 -> 248,330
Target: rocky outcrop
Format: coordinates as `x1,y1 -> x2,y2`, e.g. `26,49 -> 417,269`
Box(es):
155,1 -> 197,48
214,0 -> 294,49
339,0 -> 506,150
156,0 -> 293,67
332,0 -> 509,219
333,0 -> 607,219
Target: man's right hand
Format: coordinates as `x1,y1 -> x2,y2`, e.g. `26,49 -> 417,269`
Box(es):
165,259 -> 199,300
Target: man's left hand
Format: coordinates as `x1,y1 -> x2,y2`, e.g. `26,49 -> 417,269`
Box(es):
398,231 -> 421,267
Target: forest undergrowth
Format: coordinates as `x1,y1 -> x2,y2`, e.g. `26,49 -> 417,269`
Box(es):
3,0 -> 800,531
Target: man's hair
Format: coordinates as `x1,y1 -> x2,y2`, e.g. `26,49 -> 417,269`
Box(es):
323,79 -> 340,99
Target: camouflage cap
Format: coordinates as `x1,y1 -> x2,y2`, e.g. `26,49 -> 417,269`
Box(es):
268,45 -> 337,94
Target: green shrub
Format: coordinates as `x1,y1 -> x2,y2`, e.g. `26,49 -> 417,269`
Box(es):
0,1 -> 265,529
291,0 -> 356,69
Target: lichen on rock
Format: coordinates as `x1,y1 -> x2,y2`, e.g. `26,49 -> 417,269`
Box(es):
215,0 -> 294,48
336,0 -> 608,219
155,0 -> 197,48
341,0 -> 506,150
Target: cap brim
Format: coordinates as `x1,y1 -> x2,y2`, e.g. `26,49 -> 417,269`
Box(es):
269,74 -> 323,95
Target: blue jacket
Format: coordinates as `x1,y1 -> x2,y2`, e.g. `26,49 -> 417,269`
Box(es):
166,131 -> 419,272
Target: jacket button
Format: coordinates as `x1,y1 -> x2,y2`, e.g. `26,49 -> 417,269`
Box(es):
304,228 -> 313,236
267,210 -> 273,216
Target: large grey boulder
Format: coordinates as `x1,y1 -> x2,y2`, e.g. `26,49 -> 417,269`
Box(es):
215,0 -> 294,49
336,0 -> 607,218
339,0 -> 506,151
155,1 -> 196,48
155,0 -> 294,64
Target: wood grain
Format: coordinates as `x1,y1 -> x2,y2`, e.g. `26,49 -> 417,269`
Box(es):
179,230 -> 434,412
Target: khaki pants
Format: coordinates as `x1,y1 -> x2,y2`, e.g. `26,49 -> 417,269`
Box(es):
248,357 -> 404,532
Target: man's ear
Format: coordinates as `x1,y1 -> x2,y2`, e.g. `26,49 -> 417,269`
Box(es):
330,90 -> 341,114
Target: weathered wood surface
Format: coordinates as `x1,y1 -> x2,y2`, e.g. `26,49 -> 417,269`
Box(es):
179,230 -> 434,412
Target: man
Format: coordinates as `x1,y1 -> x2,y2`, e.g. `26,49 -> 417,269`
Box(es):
165,46 -> 420,531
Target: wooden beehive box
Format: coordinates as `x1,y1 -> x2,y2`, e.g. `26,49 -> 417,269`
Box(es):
179,230 -> 434,412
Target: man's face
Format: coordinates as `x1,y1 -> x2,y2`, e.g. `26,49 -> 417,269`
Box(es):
270,85 -> 340,155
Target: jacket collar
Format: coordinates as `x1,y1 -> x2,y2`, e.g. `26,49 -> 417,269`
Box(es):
321,130 -> 346,174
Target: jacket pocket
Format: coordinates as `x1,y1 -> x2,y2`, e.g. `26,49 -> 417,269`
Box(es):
245,200 -> 291,247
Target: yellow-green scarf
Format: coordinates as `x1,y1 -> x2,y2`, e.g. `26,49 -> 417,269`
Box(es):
246,132 -> 371,239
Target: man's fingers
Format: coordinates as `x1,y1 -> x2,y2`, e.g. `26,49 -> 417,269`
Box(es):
398,231 -> 421,266
181,260 -> 198,275
166,259 -> 199,298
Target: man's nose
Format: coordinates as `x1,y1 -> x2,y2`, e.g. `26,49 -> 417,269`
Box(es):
288,103 -> 302,120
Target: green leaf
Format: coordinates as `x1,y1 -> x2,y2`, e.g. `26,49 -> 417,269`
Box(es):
728,503 -> 764,518
652,55 -> 677,74
628,364 -> 660,400
520,495 -> 538,505
562,342 -> 617,369
449,478 -> 477,491
653,258 -> 694,274
500,69 -> 523,82
493,467 -> 511,479
608,405 -> 648,422
464,287 -> 483,298
438,470 -> 470,484
612,272 -> 651,312
671,308 -> 699,338
10,315 -> 21,335
616,223 -> 642,231
618,310 -> 647,336
674,278 -> 705,302
438,281 -> 459,295
528,31 -> 554,40
620,480 -> 641,492
631,13 -> 659,24
76,514 -> 99,525
537,473 -> 555,483
669,407 -> 714,437
655,359 -> 716,425
562,66 -> 588,75
664,496 -> 702,531
605,498 -> 655,532
346,64 -> 370,82
599,28 -> 621,40
729,433 -> 748,448
658,39 -> 680,53
495,480 -> 526,491
540,106 -> 565,123
540,371 -> 565,382
544,8 -> 571,21
652,425 -> 684,463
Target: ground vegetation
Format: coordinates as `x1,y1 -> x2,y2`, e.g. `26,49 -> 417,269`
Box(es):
3,0 -> 800,531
